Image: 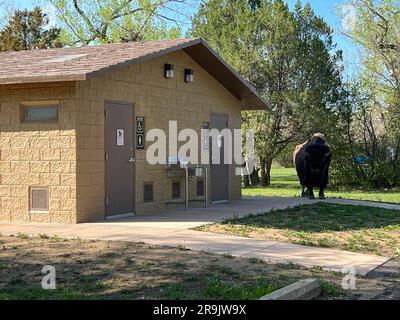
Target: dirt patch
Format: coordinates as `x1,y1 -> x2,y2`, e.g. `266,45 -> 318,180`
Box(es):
0,234 -> 349,300
360,257 -> 400,300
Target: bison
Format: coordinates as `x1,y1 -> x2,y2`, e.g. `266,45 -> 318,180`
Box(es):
293,133 -> 332,199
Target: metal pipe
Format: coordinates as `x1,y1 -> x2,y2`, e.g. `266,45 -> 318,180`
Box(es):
185,167 -> 189,212
204,167 -> 208,208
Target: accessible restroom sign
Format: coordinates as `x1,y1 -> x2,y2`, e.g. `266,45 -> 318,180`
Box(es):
136,117 -> 145,149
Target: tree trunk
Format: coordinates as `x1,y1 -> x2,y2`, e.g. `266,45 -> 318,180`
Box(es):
243,174 -> 250,187
260,158 -> 271,187
265,158 -> 273,187
250,168 -> 260,186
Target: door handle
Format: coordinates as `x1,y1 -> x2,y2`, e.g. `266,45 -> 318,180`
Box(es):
128,157 -> 135,163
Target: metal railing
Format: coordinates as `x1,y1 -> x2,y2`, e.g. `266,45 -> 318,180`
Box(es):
166,165 -> 208,211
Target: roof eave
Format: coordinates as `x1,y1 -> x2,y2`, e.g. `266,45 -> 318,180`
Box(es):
0,74 -> 86,85
183,39 -> 270,111
0,38 -> 270,111
201,39 -> 270,111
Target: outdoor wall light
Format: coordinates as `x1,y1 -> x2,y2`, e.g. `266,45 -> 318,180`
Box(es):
164,64 -> 174,78
185,68 -> 194,82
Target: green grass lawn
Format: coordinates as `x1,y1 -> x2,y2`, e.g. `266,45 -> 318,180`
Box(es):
243,167 -> 400,204
198,202 -> 400,257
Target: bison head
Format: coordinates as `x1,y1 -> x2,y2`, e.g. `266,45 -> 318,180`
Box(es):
304,145 -> 331,176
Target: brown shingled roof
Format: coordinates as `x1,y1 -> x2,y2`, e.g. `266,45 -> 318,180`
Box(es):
0,38 -> 268,110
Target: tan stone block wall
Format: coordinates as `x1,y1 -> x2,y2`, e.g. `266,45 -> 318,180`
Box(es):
0,82 -> 77,223
75,50 -> 242,221
0,49 -> 243,224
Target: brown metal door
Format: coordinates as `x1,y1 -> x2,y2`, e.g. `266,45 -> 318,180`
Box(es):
105,101 -> 135,217
210,113 -> 229,202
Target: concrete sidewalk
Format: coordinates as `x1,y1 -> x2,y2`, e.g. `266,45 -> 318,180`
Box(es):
0,196 -> 395,275
100,196 -> 400,230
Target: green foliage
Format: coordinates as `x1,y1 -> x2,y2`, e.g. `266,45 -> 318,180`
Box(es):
275,142 -> 297,167
0,6 -> 62,52
50,0 -> 185,45
203,276 -> 276,300
191,0 -> 345,186
332,0 -> 400,187
16,233 -> 29,240
319,280 -> 343,298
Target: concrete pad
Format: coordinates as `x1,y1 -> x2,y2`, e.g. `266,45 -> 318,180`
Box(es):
95,197 -> 316,230
324,198 -> 400,211
137,230 -> 279,255
242,242 -> 389,275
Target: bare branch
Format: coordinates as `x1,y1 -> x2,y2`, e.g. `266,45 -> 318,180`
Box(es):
72,0 -> 102,39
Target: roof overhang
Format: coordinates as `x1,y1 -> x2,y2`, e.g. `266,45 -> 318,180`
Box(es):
183,40 -> 269,110
0,38 -> 269,111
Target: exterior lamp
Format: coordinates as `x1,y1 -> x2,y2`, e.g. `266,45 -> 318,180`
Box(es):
164,64 -> 174,78
185,68 -> 194,82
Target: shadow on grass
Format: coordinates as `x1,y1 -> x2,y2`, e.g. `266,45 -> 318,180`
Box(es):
0,240 -> 285,300
224,202 -> 400,233
0,261 -> 279,300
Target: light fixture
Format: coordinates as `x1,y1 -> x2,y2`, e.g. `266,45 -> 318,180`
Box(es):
184,68 -> 194,82
164,64 -> 174,78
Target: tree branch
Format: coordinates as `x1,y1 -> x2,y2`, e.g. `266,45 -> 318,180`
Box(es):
72,0 -> 101,38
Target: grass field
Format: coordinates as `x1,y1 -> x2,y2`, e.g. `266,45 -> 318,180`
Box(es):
0,235 -> 345,300
198,202 -> 400,257
243,167 -> 400,204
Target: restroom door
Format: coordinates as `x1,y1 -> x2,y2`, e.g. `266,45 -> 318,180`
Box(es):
210,113 -> 229,202
105,101 -> 135,217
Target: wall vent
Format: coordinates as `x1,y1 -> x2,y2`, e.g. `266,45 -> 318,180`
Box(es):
172,181 -> 181,199
143,183 -> 154,203
30,187 -> 49,212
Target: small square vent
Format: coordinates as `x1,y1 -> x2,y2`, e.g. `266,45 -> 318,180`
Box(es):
30,187 -> 49,211
143,183 -> 154,203
172,181 -> 181,199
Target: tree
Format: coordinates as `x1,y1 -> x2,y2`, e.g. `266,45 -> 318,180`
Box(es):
50,0 -> 194,45
0,6 -> 62,51
290,2 -> 344,141
192,0 -> 344,186
351,1 -> 400,170
335,0 -> 400,187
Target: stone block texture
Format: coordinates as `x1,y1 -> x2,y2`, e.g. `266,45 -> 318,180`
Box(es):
0,50 -> 242,223
0,82 -> 77,223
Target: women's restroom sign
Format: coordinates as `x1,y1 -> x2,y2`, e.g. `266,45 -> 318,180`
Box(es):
136,117 -> 145,149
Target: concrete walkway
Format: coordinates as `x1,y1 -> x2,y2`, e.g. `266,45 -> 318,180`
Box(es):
0,196 -> 396,275
103,196 -> 400,230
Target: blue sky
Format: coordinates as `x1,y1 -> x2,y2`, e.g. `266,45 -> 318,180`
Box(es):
1,0 -> 360,75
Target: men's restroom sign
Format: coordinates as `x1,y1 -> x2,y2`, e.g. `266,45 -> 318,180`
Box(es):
136,117 -> 145,149
117,129 -> 124,146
